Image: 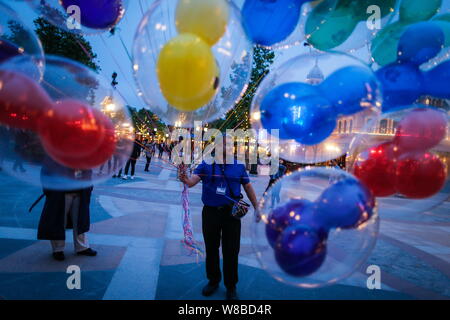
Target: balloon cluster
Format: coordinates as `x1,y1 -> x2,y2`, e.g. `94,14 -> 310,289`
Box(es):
260,65 -> 379,145
133,0 -> 252,126
0,70 -> 116,170
376,21 -> 450,112
305,0 -> 396,51
372,0 -> 450,66
352,108 -> 448,199
265,178 -> 375,276
156,0 -> 228,112
253,168 -> 379,287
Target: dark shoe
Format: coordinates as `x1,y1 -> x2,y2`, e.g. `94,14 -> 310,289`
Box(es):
202,283 -> 219,297
77,248 -> 97,256
52,251 -> 65,261
226,288 -> 238,300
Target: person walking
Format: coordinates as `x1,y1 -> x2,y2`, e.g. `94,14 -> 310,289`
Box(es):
122,138 -> 142,180
179,151 -> 259,300
144,140 -> 155,172
37,158 -> 97,261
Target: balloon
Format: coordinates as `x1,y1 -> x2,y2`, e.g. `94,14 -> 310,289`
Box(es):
133,0 -> 252,126
315,178 -> 375,229
423,60 -> 450,98
353,142 -> 398,197
253,168 -> 379,287
176,0 -> 229,46
371,0 -> 450,67
397,22 -> 445,65
396,152 -> 447,199
0,1 -> 44,68
265,198 -> 322,248
282,95 -> 336,146
251,52 -> 381,163
305,0 -> 396,52
274,224 -> 327,277
241,0 -> 305,47
38,99 -> 109,160
156,33 -> 219,112
0,55 -> 133,190
394,108 -> 448,154
0,70 -> 52,131
43,106 -> 117,170
375,63 -> 423,112
27,0 -> 128,34
60,0 -> 126,30
320,66 -> 380,116
399,0 -> 442,23
347,107 -> 450,216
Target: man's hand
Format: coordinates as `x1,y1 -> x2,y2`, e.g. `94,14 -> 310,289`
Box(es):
254,208 -> 261,223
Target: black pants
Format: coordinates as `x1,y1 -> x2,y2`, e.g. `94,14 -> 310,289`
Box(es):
124,159 -> 136,176
202,205 -> 241,290
145,156 -> 152,171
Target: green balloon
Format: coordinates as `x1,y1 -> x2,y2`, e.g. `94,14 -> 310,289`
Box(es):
399,0 -> 442,23
305,0 -> 358,50
371,21 -> 409,66
352,0 -> 397,20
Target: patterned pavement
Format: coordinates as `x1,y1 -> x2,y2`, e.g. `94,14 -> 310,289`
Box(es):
0,156 -> 449,300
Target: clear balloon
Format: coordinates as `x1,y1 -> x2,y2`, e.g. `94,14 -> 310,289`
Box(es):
304,0 -> 396,53
253,167 -> 379,288
371,0 -> 450,67
347,106 -> 449,217
0,1 -> 44,73
133,0 -> 252,127
251,51 -> 381,163
0,55 -> 134,190
27,0 -> 128,34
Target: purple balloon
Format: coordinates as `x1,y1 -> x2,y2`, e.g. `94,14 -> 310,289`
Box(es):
61,0 -> 124,29
274,224 -> 327,277
265,199 -> 314,248
0,38 -> 22,64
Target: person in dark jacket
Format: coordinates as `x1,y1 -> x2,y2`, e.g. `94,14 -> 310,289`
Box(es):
122,138 -> 142,180
38,158 -> 97,261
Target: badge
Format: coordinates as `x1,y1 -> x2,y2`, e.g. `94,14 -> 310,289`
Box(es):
216,186 -> 226,195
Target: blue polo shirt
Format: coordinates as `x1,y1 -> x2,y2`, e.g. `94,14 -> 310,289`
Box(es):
194,161 -> 250,207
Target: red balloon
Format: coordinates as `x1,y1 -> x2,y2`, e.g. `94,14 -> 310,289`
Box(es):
354,142 -> 398,197
38,99 -> 106,158
0,70 -> 52,131
38,99 -> 116,169
50,109 -> 117,170
394,108 -> 447,154
396,152 -> 447,199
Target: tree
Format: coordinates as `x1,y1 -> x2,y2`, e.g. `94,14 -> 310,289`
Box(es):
128,107 -> 166,139
211,47 -> 275,131
34,18 -> 100,71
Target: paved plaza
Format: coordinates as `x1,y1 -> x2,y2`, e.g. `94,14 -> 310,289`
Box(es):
0,156 -> 449,300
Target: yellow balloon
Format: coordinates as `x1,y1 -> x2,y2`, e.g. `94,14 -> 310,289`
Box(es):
175,0 -> 229,46
157,33 -> 219,112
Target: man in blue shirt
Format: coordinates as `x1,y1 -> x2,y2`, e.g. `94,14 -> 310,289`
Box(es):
179,159 -> 258,300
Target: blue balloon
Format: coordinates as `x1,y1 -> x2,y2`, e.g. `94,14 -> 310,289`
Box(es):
242,0 -> 308,46
260,82 -> 322,140
424,60 -> 450,98
61,0 -> 124,29
320,66 -> 380,116
376,63 -> 423,112
274,224 -> 327,277
265,198 -> 327,248
398,22 -> 445,66
314,178 -> 375,229
282,94 -> 336,146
